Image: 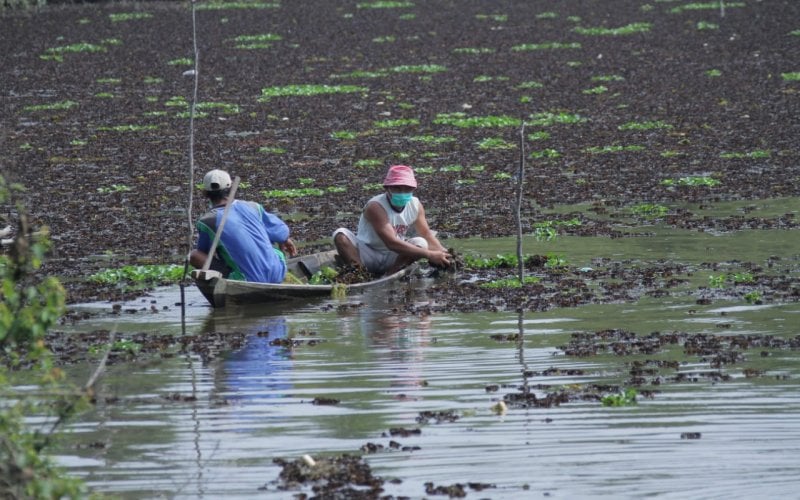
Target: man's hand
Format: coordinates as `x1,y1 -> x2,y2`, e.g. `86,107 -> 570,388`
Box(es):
280,238 -> 298,257
427,249 -> 452,268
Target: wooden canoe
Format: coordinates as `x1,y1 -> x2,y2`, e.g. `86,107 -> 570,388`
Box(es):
191,249 -> 416,308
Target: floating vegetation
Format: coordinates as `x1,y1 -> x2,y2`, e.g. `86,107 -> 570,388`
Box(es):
631,203 -> 668,218
527,111 -> 586,127
618,120 -> 672,131
196,1 -> 280,10
373,35 -> 396,43
601,388 -> 638,407
354,159 -> 382,168
697,21 -> 719,30
583,85 -> 608,94
331,130 -> 358,139
88,264 -> 183,285
362,183 -> 383,190
661,176 -> 721,187
477,138 -> 515,150
592,74 -> 625,82
573,22 -> 651,36
231,33 -> 282,49
475,14 -> 507,22
517,81 -> 544,89
143,76 -> 163,84
536,11 -> 558,19
356,1 -> 414,8
527,131 -> 550,141
22,100 -> 78,112
474,75 -> 509,83
408,135 -> 456,144
511,42 -> 581,51
669,2 -> 745,14
705,69 -> 722,77
440,164 -> 463,172
331,70 -> 387,79
97,124 -> 159,132
40,42 -> 107,61
109,12 -> 153,22
453,47 -> 496,54
781,72 -> 800,81
94,92 -> 114,99
373,118 -> 420,128
168,58 -> 193,66
433,112 -> 521,128
96,184 -> 132,194
258,84 -> 368,101
196,101 -> 241,114
262,187 -> 326,198
529,149 -> 561,159
96,77 -> 122,84
493,172 -> 512,180
389,64 -> 446,74
583,144 -> 644,154
259,146 -> 286,154
719,150 -> 770,159
481,276 -> 541,289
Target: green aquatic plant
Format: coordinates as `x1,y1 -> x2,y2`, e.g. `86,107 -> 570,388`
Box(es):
434,112 -> 521,128
298,178 -> 315,186
88,264 -> 184,285
573,22 -> 651,36
602,388 -> 638,407
259,146 -> 286,154
262,187 -> 326,198
109,12 -> 152,22
536,11 -> 558,19
374,118 -> 420,128
97,124 -> 159,132
476,13 -> 507,22
732,272 -> 754,284
592,74 -> 625,82
453,47 -> 496,54
705,69 -> 722,77
493,172 -> 512,180
720,150 -> 770,159
529,149 -> 560,159
464,253 -> 518,269
40,42 -> 106,61
258,84 -> 368,101
408,135 -> 456,144
22,100 -> 78,112
373,35 -> 396,43
781,72 -> 800,81
669,2 -> 744,14
517,81 -> 544,89
232,33 -> 282,49
440,164 -> 463,172
331,70 -> 387,79
354,159 -> 383,168
480,276 -> 541,289
618,120 -> 672,131
96,77 -> 122,84
631,203 -> 668,218
527,111 -> 586,127
168,57 -> 193,66
143,76 -> 163,84
97,184 -> 132,194
708,274 -> 727,288
363,183 -> 384,190
527,131 -> 550,141
477,137 -> 515,150
331,130 -> 358,140
309,266 -> 339,285
415,167 -> 435,174
744,291 -> 762,304
583,85 -> 608,94
667,176 -> 720,187
356,1 -> 413,8
511,42 -> 581,51
697,21 -> 719,30
583,144 -> 644,154
389,64 -> 447,74
196,102 -> 241,114
545,254 -> 568,268
196,2 -> 280,10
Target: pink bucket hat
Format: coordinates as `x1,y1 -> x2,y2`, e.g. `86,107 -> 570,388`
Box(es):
383,165 -> 417,188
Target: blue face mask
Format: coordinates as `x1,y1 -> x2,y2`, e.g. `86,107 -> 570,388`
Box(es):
390,192 -> 413,208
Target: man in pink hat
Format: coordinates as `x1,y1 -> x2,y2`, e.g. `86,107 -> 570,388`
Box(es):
333,165 -> 451,275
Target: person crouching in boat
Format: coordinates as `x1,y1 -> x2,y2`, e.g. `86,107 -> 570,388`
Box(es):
190,169 -> 297,283
333,164 -> 451,276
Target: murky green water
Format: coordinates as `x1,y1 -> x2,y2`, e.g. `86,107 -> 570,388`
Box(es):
56,224 -> 799,498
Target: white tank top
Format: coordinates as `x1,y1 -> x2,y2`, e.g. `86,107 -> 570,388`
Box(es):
356,193 -> 420,251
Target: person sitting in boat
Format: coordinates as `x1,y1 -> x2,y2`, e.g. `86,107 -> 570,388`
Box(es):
333,164 -> 451,276
190,169 -> 297,283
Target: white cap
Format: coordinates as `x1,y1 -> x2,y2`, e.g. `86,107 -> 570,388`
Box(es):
203,169 -> 232,191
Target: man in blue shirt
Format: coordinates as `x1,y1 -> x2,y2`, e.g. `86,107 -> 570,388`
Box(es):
190,169 -> 297,283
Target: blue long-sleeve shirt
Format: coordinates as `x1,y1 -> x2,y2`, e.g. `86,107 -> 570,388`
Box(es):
196,200 -> 288,283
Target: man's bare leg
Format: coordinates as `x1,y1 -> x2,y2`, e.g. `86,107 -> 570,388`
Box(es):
334,233 -> 363,268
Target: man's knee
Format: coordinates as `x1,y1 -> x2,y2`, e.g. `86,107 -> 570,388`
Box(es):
408,236 -> 429,250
